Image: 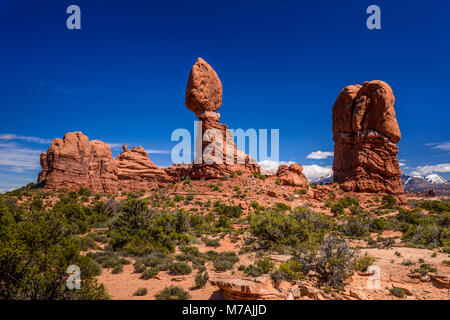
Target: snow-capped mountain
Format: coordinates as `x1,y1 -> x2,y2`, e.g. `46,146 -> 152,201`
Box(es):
425,174 -> 447,184
402,174 -> 450,195
310,172 -> 334,185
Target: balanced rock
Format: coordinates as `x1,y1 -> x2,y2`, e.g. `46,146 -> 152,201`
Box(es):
38,132 -> 118,193
186,58 -> 260,178
332,81 -> 404,198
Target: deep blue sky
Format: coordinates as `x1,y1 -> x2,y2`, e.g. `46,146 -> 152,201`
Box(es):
0,0 -> 449,191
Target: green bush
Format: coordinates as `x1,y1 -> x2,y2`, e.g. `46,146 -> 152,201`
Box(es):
154,286 -> 191,300
342,216 -> 371,238
140,267 -> 159,279
213,252 -> 239,272
330,202 -> 345,215
277,260 -> 304,280
256,257 -> 275,274
389,287 -> 406,298
0,200 -> 108,299
244,265 -> 263,277
202,237 -> 221,248
133,288 -> 148,296
169,262 -> 192,275
194,271 -> 209,288
248,206 -> 334,252
382,195 -> 396,208
354,253 -> 375,272
298,236 -> 355,288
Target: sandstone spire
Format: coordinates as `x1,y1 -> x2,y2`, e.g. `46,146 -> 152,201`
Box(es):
332,80 -> 404,198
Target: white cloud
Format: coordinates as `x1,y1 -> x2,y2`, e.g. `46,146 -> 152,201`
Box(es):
432,142 -> 450,151
302,164 -> 333,181
0,133 -> 51,144
0,143 -> 43,172
306,150 -> 334,159
146,149 -> 171,154
399,162 -> 406,167
258,160 -> 295,172
410,163 -> 450,176
0,188 -> 15,194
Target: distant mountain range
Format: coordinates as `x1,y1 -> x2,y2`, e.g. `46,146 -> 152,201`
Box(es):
401,174 -> 450,194
311,172 -> 450,195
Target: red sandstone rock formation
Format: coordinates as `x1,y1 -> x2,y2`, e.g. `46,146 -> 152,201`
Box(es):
116,144 -> 173,191
38,132 -> 118,193
276,163 -> 310,189
332,80 -> 404,198
38,132 -> 176,192
186,58 -> 260,178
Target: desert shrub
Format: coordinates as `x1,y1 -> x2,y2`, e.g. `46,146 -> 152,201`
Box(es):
256,257 -> 275,274
133,288 -> 148,296
78,188 -> 92,197
213,202 -> 242,218
0,201 -> 108,299
401,259 -> 415,266
108,200 -> 194,254
250,201 -> 260,210
339,196 -> 359,208
389,287 -> 406,298
112,264 -> 123,274
270,270 -> 285,282
133,260 -> 147,273
370,218 -> 386,232
252,173 -> 266,180
417,200 -> 450,214
86,251 -> 123,271
342,216 -> 371,238
354,253 -> 375,272
202,237 -> 221,248
169,262 -> 192,275
330,202 -> 345,216
297,236 -> 355,288
154,286 -> 191,300
277,260 -> 304,280
204,250 -> 219,261
405,224 -> 445,248
382,195 -> 397,208
244,265 -> 263,277
173,195 -> 184,202
411,263 -> 437,276
194,271 -> 209,288
213,251 -> 239,272
217,215 -> 231,229
248,206 -> 333,252
140,267 -> 159,279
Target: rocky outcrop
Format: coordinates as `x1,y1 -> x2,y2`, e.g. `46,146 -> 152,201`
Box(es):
209,277 -> 285,300
276,163 -> 310,188
186,58 -> 260,179
332,81 -> 404,198
164,164 -> 192,181
38,132 -> 118,193
38,132 -> 176,193
116,144 -> 173,191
